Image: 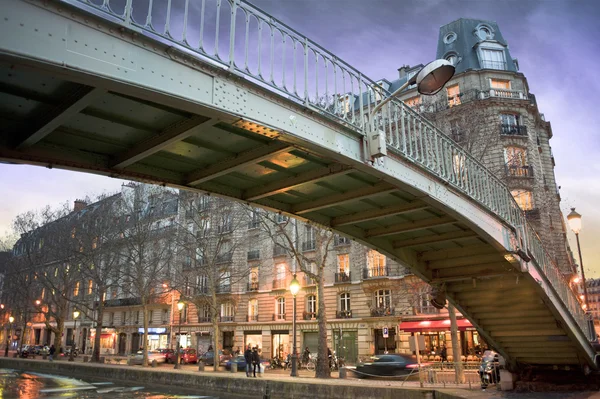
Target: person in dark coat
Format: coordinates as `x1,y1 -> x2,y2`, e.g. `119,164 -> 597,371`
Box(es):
244,345 -> 252,377
440,345 -> 448,368
251,347 -> 260,377
49,345 -> 56,362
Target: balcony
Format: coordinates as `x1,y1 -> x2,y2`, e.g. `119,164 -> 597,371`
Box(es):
216,253 -> 233,264
500,124 -> 528,137
217,224 -> 232,234
273,245 -> 287,257
103,297 -> 142,307
363,266 -> 390,279
334,235 -> 350,246
481,60 -> 507,70
304,275 -> 316,286
487,88 -> 526,100
272,279 -> 287,290
273,313 -> 286,321
195,286 -> 209,295
247,249 -> 260,261
506,165 -> 534,178
216,285 -> 231,294
247,281 -> 259,292
525,208 -> 541,221
302,240 -> 316,252
220,315 -> 234,322
198,316 -> 211,323
247,314 -> 258,322
334,272 -> 351,283
336,310 -> 353,319
303,311 -> 317,320
370,306 -> 395,317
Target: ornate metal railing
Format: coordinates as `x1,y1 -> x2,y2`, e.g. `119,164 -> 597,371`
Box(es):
61,0 -> 591,342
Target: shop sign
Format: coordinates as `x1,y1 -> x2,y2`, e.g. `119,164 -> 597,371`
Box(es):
138,327 -> 167,334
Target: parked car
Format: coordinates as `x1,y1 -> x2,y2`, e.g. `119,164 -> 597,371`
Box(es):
225,355 -> 270,371
200,350 -> 231,366
166,348 -> 198,364
354,354 -> 422,378
157,348 -> 174,362
33,345 -> 49,355
128,350 -> 167,365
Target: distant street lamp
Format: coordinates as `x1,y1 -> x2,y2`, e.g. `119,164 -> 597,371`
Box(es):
368,59 -> 455,158
289,274 -> 301,377
174,301 -> 184,370
567,208 -> 588,310
69,310 -> 80,362
6,316 -> 14,357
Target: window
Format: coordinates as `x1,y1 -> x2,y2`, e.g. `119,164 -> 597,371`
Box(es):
92,237 -> 98,249
201,305 -> 211,322
248,299 -> 258,321
511,189 -> 533,211
276,214 -> 288,224
109,312 -> 114,325
122,311 -> 127,325
504,147 -> 527,167
220,271 -> 231,292
477,25 -> 494,40
221,302 -> 234,321
196,274 -> 208,294
249,267 -> 259,290
303,226 -> 315,251
276,263 -> 287,281
375,289 -> 391,309
501,113 -> 518,127
491,79 -> 510,90
148,310 -> 154,324
73,281 -> 80,297
404,95 -> 422,109
276,297 -> 286,319
446,84 -> 461,107
480,48 -> 505,70
367,250 -> 387,277
307,295 -> 317,314
87,280 -> 93,295
443,32 -> 457,44
449,120 -> 461,142
337,254 -> 350,275
340,293 -> 351,311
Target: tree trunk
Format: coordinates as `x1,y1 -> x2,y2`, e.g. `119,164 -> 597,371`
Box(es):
212,292 -> 220,370
448,304 -> 464,383
93,294 -> 105,362
315,272 -> 330,378
142,304 -> 149,367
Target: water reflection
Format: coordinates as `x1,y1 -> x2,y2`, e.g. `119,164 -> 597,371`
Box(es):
0,369 -> 221,399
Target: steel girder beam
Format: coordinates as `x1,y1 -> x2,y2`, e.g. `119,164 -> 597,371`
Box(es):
15,86 -> 106,149
331,200 -> 429,227
111,116 -> 215,169
418,244 -> 498,261
292,182 -> 397,215
393,230 -> 477,248
185,141 -> 293,186
243,164 -> 352,201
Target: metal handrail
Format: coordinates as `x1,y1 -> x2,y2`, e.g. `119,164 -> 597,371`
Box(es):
59,0 -> 590,341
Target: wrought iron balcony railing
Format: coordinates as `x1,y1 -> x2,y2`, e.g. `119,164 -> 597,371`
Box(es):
336,310 -> 353,319
216,253 -> 233,264
304,275 -> 316,286
216,285 -> 231,294
220,315 -> 234,322
247,249 -> 260,260
273,313 -> 286,321
272,279 -> 287,290
370,307 -> 395,317
248,220 -> 260,229
247,282 -> 259,292
334,235 -> 351,246
198,316 -> 211,323
505,165 -> 534,178
247,315 -> 258,322
303,311 -> 317,320
334,272 -> 351,283
273,245 -> 287,257
500,124 -> 528,137
363,266 -> 390,279
71,0 -> 593,343
481,60 -> 507,70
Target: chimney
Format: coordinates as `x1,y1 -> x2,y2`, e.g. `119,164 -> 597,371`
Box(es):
398,65 -> 410,79
74,199 -> 87,212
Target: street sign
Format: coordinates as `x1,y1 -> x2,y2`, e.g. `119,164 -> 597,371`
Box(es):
382,327 -> 389,338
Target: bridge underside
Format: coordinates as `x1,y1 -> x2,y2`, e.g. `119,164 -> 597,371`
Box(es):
0,0 -> 593,370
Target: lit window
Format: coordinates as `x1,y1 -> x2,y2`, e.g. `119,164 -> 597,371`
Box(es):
491,79 -> 510,90
367,250 -> 386,277
248,299 -> 258,318
337,254 -> 350,275
447,84 -> 461,107
221,302 -> 234,318
88,280 -> 93,295
276,297 -> 286,319
375,289 -> 391,309
504,147 -> 527,167
73,281 -> 80,297
276,263 -> 287,281
511,189 -> 533,211
404,95 -> 422,109
307,295 -> 317,315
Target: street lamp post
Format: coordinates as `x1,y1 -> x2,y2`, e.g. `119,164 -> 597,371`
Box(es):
174,301 -> 184,370
69,310 -> 80,362
289,274 -> 301,377
6,316 -> 14,357
567,208 -> 588,309
368,59 -> 455,159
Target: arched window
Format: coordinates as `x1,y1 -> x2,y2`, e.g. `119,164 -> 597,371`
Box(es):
276,297 -> 286,320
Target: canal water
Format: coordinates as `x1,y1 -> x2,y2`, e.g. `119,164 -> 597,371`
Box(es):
0,368 -> 240,399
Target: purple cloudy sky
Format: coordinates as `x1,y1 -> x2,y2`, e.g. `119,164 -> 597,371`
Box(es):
1,0 -> 598,277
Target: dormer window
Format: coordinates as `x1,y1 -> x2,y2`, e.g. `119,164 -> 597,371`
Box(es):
477,25 -> 494,40
444,32 -> 457,44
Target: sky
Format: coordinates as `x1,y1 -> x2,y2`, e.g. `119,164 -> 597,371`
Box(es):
1,0 -> 599,277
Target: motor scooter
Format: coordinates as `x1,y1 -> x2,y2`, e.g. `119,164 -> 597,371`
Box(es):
478,350 -> 502,389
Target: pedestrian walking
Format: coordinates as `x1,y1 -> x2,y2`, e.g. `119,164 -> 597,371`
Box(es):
440,345 -> 448,369
251,347 -> 260,377
49,345 -> 55,362
244,345 -> 252,377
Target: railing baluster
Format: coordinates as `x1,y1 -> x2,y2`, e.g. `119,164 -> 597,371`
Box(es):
182,0 -> 190,45
304,38 -> 309,105
144,0 -> 154,29
214,0 -> 222,59
269,21 -> 275,83
244,13 -> 250,71
257,18 -> 262,78
164,0 -> 172,37
199,0 -> 206,52
228,0 -> 237,68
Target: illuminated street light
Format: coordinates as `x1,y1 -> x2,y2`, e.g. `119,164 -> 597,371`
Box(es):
5,316 -> 14,357
69,310 -> 80,362
289,274 -> 301,377
567,208 -> 588,310
174,301 -> 184,370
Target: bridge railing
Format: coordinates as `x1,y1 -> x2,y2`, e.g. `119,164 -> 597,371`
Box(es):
60,0 -> 590,341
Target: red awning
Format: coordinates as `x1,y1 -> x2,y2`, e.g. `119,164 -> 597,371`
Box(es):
399,319 -> 473,332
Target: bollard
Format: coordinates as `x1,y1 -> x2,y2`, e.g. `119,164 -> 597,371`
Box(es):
198,361 -> 205,371
231,362 -> 237,373
151,359 -> 158,368
339,367 -> 347,379
83,355 -> 88,363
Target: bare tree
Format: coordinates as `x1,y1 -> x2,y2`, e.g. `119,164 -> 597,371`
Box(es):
117,184 -> 178,367
255,211 -> 334,379
174,193 -> 251,369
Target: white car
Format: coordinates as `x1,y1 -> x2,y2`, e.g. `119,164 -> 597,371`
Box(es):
128,351 -> 166,365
